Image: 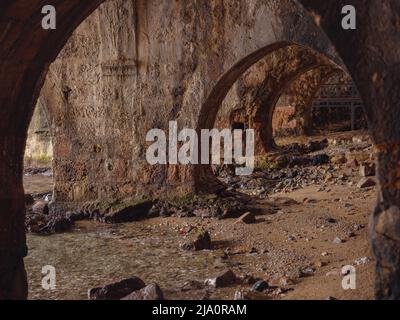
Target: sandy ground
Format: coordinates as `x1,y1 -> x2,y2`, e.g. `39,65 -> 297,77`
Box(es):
23,130 -> 375,300
24,177 -> 375,300
24,175 -> 53,195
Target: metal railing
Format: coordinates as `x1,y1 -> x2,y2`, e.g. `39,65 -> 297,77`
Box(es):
312,83 -> 365,131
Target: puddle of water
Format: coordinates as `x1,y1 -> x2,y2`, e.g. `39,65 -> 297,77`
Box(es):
25,220 -> 232,300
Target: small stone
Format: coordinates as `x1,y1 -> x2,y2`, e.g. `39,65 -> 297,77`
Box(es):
325,173 -> 334,183
327,217 -> 337,224
205,270 -> 238,288
286,268 -> 303,280
355,257 -> 371,266
359,163 -> 376,177
347,231 -> 356,238
303,198 -> 317,204
278,277 -> 294,287
301,266 -> 316,277
357,177 -> 376,189
88,277 -> 146,300
235,212 -> 256,224
326,269 -> 341,277
314,260 -> 326,268
249,247 -> 258,254
121,283 -> 164,300
252,280 -> 269,292
182,228 -> 212,251
333,237 -> 343,244
321,252 -> 329,257
32,201 -> 49,215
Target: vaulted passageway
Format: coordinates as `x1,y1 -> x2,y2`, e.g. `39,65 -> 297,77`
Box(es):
198,43 -> 344,192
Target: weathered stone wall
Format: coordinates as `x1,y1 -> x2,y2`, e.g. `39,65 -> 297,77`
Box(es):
38,0 -> 341,212
272,104 -> 298,136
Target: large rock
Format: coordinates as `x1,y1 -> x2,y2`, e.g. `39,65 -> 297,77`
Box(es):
26,209 -> 77,234
25,214 -> 47,233
88,277 -> 146,300
102,201 -> 154,223
40,213 -> 75,233
121,284 -> 164,300
182,228 -> 212,251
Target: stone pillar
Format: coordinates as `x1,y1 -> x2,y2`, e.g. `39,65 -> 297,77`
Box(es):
0,136 -> 28,299
299,0 -> 400,299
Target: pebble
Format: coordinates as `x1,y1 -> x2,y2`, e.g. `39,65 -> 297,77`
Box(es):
355,257 -> 371,266
357,177 -> 377,189
204,270 -> 238,288
333,237 -> 343,244
252,280 -> 270,292
235,212 -> 256,224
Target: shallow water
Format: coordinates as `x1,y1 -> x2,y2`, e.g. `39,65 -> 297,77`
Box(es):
25,219 -> 234,300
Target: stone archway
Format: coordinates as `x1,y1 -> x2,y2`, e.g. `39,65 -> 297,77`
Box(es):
220,45 -> 343,155
196,43 -> 343,190
249,47 -> 341,155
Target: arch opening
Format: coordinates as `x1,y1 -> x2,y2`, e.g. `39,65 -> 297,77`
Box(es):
200,43 -> 349,190
272,68 -> 369,149
23,99 -> 55,219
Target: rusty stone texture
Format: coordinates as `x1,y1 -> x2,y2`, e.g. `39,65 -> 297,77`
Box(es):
36,0 -> 340,211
